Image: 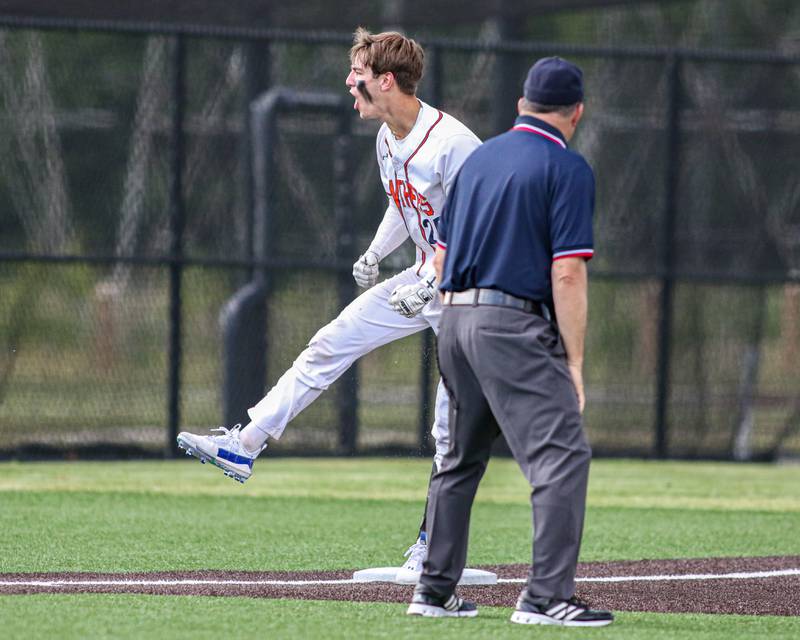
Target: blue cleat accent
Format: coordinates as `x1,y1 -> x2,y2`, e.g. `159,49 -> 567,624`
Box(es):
176,426 -> 265,483
217,449 -> 255,468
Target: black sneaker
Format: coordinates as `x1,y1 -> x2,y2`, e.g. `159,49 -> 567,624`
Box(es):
511,594 -> 614,627
407,591 -> 478,618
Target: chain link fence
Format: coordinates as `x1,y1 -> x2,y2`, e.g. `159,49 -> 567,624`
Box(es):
1,18 -> 798,460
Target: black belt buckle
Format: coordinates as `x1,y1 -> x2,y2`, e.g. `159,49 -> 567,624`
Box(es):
522,299 -> 533,313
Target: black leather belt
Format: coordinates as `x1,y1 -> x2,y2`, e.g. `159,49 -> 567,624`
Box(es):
442,288 -> 544,316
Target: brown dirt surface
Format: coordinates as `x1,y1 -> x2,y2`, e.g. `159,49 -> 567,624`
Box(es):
1,556 -> 798,616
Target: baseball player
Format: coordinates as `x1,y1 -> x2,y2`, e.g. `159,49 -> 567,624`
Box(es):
177,28 -> 481,574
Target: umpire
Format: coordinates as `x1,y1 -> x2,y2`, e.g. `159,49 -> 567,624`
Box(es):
406,57 -> 613,626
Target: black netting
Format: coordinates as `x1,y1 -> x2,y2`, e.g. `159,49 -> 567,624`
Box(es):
1,16 -> 799,461
1,262 -> 169,453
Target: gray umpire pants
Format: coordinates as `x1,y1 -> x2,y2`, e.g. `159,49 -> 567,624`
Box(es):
418,304 -> 591,600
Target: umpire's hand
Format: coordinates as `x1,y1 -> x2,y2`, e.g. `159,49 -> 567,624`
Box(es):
567,361 -> 585,414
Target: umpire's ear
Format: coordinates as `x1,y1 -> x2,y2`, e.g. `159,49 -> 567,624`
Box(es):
517,97 -> 526,114
571,102 -> 585,128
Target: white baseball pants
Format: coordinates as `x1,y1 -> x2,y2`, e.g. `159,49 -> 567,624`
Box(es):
246,267 -> 449,464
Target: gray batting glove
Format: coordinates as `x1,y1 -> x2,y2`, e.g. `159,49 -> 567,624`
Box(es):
353,251 -> 380,288
388,274 -> 437,318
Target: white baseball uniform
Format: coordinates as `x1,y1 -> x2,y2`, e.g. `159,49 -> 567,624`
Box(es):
246,100 -> 481,464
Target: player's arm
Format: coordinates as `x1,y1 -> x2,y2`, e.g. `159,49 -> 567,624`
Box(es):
389,160 -> 458,316
367,203 -> 409,259
355,134 -> 410,289
388,272 -> 437,318
352,204 -> 409,288
388,218 -> 449,318
369,128 -> 410,258
551,257 -> 588,413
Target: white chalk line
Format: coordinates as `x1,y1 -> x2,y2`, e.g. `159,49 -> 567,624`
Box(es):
0,578 -> 356,587
575,568 -> 800,584
2,568 -> 799,588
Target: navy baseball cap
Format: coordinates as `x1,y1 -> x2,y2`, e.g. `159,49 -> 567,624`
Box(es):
523,57 -> 584,105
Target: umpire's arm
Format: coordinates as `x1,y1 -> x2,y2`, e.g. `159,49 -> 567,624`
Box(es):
433,247 -> 446,299
551,257 -> 588,413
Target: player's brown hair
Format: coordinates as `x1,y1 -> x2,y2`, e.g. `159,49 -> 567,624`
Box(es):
350,27 -> 424,95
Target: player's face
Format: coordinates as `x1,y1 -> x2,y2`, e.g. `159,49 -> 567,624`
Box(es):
346,56 -> 381,120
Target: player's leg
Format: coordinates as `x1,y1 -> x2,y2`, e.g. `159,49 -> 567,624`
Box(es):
398,458 -> 436,574
419,302 -> 450,472
178,268 -> 429,481
398,378 -> 448,574
244,268 -> 429,441
397,298 -> 450,569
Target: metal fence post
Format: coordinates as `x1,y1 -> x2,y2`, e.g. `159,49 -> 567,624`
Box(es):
420,44 -> 442,107
654,54 -> 682,459
490,15 -> 524,135
333,109 -> 359,454
242,40 -> 271,277
167,35 -> 186,457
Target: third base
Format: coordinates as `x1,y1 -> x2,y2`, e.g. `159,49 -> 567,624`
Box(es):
352,567 -> 497,585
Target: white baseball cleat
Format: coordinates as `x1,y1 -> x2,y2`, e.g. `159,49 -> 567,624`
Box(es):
394,534 -> 427,583
401,535 -> 428,572
176,426 -> 265,483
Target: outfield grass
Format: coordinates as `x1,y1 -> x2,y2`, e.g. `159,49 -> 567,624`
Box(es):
1,597 -> 799,640
0,458 -> 799,638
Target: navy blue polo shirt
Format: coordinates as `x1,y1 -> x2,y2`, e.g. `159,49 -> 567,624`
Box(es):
437,115 -> 595,302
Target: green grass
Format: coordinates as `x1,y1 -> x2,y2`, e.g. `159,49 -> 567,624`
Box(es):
0,598 -> 798,640
3,491 -> 798,573
1,458 -> 799,638
0,595 -> 798,640
3,458 -> 799,509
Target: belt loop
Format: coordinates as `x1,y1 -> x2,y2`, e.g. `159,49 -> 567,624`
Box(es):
472,288 -> 479,307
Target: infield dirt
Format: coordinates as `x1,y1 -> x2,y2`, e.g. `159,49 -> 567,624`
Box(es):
2,556 -> 798,616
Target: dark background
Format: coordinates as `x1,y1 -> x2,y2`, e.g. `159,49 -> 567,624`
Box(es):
1,1 -> 799,462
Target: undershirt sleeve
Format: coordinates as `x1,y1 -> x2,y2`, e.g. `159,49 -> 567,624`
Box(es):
367,204 -> 409,260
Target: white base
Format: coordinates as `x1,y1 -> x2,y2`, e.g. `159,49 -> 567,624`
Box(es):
352,567 -> 497,586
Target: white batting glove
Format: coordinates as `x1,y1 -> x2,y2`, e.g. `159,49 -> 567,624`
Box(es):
353,251 -> 380,288
389,274 -> 437,318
